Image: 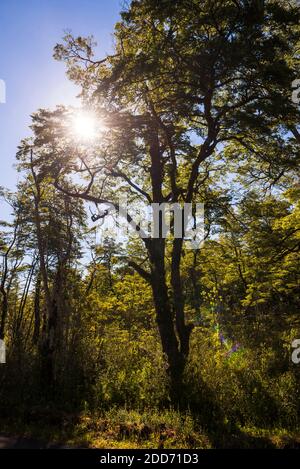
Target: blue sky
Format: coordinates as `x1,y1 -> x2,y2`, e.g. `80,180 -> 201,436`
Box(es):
0,0 -> 121,218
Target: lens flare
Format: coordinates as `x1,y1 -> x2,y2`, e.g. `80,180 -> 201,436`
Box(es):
71,111 -> 106,141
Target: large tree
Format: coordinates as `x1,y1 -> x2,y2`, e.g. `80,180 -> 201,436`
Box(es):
23,0 -> 300,401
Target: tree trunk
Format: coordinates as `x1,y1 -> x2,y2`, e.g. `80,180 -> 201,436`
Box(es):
0,287 -> 8,341
40,263 -> 64,392
0,218 -> 19,340
171,238 -> 193,360
40,303 -> 58,390
149,239 -> 187,403
33,272 -> 41,345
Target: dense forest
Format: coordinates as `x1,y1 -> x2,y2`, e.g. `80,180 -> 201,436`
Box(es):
1,0 -> 300,449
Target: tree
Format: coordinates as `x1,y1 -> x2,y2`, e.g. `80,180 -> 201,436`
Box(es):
14,146 -> 86,389
20,0 -> 300,402
0,190 -> 22,340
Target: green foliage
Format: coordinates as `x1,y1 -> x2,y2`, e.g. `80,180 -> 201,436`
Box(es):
1,0 -> 300,448
187,329 -> 299,429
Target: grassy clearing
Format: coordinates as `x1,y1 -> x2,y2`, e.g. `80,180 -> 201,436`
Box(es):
1,407 -> 300,449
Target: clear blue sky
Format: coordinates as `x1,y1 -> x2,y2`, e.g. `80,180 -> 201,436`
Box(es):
0,0 -> 121,218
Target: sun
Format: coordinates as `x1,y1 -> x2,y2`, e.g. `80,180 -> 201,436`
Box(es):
71,111 -> 106,142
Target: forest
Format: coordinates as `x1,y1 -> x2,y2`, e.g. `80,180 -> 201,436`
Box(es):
0,0 -> 300,449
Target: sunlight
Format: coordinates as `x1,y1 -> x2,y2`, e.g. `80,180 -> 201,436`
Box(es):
71,111 -> 106,142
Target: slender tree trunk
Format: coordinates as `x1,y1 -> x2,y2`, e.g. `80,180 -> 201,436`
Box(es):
33,271 -> 41,345
0,217 -> 19,340
190,251 -> 201,320
0,287 -> 8,341
14,261 -> 35,336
